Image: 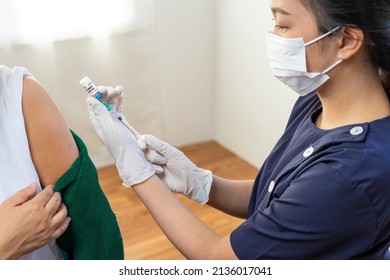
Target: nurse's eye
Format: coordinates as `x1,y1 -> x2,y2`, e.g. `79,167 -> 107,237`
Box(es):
269,18 -> 288,34
274,25 -> 288,33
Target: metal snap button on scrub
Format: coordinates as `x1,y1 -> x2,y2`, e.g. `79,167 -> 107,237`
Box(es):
268,181 -> 275,192
303,146 -> 315,158
350,126 -> 364,136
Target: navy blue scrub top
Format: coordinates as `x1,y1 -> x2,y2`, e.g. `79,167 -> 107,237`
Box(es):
230,92 -> 390,259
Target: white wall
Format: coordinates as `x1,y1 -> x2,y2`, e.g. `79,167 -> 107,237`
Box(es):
1,0 -> 164,167
154,0 -> 216,146
214,0 -> 297,168
1,0 -> 296,170
0,0 -> 216,167
154,0 -> 298,169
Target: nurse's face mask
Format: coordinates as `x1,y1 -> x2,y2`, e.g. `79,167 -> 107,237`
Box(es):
266,26 -> 342,96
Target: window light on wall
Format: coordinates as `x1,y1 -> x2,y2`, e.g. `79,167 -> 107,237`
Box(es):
1,0 -> 134,45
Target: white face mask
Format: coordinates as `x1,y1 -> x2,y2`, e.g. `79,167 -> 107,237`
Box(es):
266,26 -> 342,96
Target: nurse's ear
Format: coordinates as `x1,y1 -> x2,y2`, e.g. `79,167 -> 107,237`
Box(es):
335,26 -> 365,60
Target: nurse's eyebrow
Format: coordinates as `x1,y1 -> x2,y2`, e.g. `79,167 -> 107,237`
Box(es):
271,7 -> 291,16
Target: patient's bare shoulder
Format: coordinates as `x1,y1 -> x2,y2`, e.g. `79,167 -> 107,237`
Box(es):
22,76 -> 79,186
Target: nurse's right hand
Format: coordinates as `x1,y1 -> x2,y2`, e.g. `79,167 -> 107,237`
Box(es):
143,134 -> 213,204
0,183 -> 71,260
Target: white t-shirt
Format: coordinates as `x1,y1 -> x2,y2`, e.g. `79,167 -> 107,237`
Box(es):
0,65 -> 64,259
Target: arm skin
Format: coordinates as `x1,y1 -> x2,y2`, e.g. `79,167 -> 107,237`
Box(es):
207,176 -> 254,219
133,175 -> 243,260
0,76 -> 77,259
22,76 -> 79,186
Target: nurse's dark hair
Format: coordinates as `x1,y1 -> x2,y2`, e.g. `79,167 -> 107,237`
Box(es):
299,0 -> 390,98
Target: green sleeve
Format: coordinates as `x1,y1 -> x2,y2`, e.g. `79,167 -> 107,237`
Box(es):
54,131 -> 124,260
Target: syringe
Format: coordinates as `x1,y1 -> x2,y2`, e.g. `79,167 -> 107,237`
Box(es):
80,76 -> 146,149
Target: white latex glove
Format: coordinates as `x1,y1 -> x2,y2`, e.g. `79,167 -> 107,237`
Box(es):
96,85 -> 124,115
143,134 -> 213,204
95,85 -> 146,150
94,85 -> 165,173
87,96 -> 155,187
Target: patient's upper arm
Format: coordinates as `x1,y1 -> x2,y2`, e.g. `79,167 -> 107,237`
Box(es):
22,76 -> 79,187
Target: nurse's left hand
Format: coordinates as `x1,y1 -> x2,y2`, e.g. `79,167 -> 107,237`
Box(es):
87,96 -> 156,187
96,85 -> 124,115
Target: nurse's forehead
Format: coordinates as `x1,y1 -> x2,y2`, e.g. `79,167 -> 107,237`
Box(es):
269,0 -> 305,16
270,7 -> 291,16
270,0 -> 316,24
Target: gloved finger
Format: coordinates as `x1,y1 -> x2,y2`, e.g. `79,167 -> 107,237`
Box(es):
143,134 -> 168,153
96,85 -> 120,95
143,134 -> 176,157
96,85 -> 109,95
109,86 -> 124,111
144,148 -> 167,165
114,85 -> 123,96
134,138 -> 145,150
88,112 -> 103,141
86,96 -> 120,133
86,96 -> 109,117
106,86 -> 116,98
87,97 -> 109,139
152,164 -> 164,174
96,85 -> 123,106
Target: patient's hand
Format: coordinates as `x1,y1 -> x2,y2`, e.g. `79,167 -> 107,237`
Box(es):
0,183 -> 71,259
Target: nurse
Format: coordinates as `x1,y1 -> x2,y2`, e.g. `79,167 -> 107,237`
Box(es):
87,0 -> 390,259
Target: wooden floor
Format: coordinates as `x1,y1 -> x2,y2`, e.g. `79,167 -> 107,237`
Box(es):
97,140 -> 259,260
